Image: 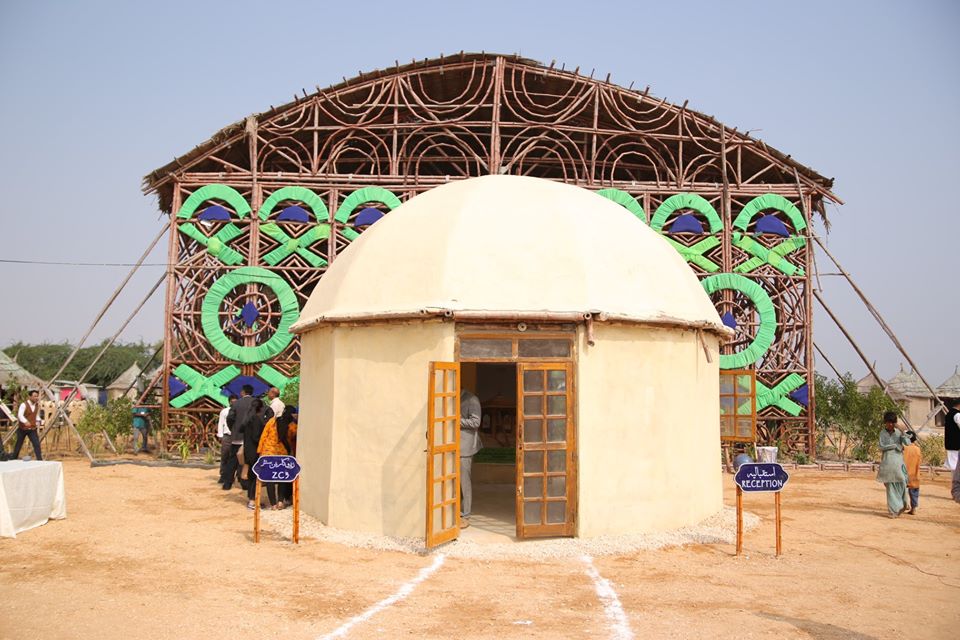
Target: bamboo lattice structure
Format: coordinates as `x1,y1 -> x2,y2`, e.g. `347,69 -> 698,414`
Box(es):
143,53 -> 839,453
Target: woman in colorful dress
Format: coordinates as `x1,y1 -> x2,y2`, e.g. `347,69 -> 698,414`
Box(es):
257,405 -> 298,509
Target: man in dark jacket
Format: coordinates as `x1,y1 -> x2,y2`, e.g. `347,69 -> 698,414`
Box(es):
222,385 -> 256,490
945,398 -> 960,472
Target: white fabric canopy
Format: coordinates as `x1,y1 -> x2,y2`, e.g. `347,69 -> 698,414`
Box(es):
0,461 -> 66,538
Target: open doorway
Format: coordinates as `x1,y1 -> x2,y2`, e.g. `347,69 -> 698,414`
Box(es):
459,354 -> 576,540
462,362 -> 518,539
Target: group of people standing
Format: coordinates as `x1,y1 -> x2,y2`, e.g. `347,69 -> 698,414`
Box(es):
877,400 -> 960,517
216,385 -> 298,510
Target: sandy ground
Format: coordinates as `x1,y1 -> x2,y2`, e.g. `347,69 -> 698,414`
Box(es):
1,460 -> 958,640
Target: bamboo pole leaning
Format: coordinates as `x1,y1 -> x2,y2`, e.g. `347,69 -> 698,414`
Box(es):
813,235 -> 947,418
39,275 -> 166,459
813,290 -> 914,431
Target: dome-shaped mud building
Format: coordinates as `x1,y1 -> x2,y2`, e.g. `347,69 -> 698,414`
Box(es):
292,175 -> 728,542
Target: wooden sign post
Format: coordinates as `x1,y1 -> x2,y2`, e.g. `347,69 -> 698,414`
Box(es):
734,462 -> 789,557
251,455 -> 302,544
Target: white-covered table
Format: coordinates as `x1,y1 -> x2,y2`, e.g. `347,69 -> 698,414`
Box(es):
0,460 -> 66,538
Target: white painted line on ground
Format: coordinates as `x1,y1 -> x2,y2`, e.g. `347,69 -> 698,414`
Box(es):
317,553 -> 446,640
581,554 -> 635,640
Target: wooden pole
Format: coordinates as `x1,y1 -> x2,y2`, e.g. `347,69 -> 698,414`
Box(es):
38,222 -> 169,397
813,235 -> 946,416
736,486 -> 743,556
254,480 -> 261,543
38,275 -> 166,449
775,491 -> 782,557
813,290 -> 913,429
293,477 -> 300,544
813,342 -> 844,380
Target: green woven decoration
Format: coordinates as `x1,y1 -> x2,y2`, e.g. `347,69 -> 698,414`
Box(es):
334,187 -> 402,241
701,274 -> 777,370
256,187 -> 332,266
176,185 -> 251,265
663,236 -> 722,273
732,193 -> 806,232
257,186 -> 328,221
260,223 -> 331,267
733,233 -> 806,276
650,193 -> 723,233
177,184 -> 251,219
756,374 -> 805,415
201,267 -> 300,364
596,188 -> 646,221
169,364 -> 240,409
731,194 -> 807,276
178,222 -> 246,265
256,364 -> 298,393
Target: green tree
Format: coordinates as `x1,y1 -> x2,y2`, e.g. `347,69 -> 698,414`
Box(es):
3,340 -> 160,388
814,373 -> 901,461
77,397 -> 134,439
280,366 -> 300,408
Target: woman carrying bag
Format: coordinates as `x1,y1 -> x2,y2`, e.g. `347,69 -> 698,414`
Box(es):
257,405 -> 299,509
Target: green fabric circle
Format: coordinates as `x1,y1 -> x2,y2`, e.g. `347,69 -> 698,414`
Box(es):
257,186 -> 329,221
201,267 -> 300,363
596,188 -> 646,221
733,193 -> 806,233
651,193 -> 723,233
177,184 -> 251,219
701,273 -> 777,369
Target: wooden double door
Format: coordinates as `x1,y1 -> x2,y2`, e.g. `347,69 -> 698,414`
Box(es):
426,361 -> 576,548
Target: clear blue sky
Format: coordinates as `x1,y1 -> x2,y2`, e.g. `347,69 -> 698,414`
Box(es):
1,0 -> 957,385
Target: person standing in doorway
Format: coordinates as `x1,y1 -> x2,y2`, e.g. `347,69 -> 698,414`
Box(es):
877,411 -> 910,518
266,387 -> 284,421
459,388 -> 482,528
217,395 -> 236,486
14,390 -> 43,460
944,398 -> 960,471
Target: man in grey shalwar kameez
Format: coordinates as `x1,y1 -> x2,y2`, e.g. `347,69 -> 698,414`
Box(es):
877,411 -> 910,518
459,389 -> 482,526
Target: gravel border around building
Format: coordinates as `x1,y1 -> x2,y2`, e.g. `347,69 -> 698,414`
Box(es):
258,507 -> 760,561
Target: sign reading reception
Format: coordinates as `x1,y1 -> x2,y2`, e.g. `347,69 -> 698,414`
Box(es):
734,463 -> 790,493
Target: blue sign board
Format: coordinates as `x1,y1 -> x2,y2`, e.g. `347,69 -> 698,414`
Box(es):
734,463 -> 789,492
252,455 -> 301,483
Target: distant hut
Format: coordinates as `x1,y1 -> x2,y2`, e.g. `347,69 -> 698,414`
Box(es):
937,366 -> 960,401
858,365 -> 936,429
0,351 -> 44,423
292,175 -> 729,546
106,364 -> 144,401
887,366 -> 936,428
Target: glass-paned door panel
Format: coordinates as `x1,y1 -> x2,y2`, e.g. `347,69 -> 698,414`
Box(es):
426,362 -> 460,548
516,362 -> 576,538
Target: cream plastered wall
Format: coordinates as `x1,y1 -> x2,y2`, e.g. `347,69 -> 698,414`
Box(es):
576,323 -> 722,536
298,320 -> 455,538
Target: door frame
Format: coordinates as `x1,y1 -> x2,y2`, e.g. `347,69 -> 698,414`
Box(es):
455,326 -> 578,539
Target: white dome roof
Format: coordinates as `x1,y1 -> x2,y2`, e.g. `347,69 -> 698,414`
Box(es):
293,175 -> 725,333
